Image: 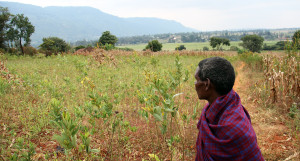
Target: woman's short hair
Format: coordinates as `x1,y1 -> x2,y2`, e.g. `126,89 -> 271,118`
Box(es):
198,57 -> 235,95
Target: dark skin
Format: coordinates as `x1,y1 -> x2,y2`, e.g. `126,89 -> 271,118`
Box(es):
194,66 -> 221,105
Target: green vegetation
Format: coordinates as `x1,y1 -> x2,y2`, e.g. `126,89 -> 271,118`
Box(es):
263,41 -> 285,50
0,7 -> 299,161
0,53 -> 208,160
209,37 -> 230,50
292,30 -> 300,49
145,40 -> 162,52
240,35 -> 264,53
98,31 -> 118,47
118,41 -> 278,51
39,37 -> 70,56
0,7 -> 11,49
7,14 -> 35,55
0,49 -> 299,160
175,45 -> 186,51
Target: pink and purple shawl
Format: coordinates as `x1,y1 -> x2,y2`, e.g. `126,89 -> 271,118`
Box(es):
196,90 -> 264,161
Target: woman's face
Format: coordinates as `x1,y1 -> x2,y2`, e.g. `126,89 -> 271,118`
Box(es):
194,66 -> 208,100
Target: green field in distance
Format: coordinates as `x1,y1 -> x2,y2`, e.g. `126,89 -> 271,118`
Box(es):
117,41 -> 278,51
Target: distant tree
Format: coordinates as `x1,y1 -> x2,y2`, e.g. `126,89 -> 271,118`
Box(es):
292,30 -> 300,49
75,45 -> 86,51
0,7 -> 12,49
263,41 -> 287,51
39,37 -> 70,56
181,35 -> 189,43
263,43 -> 277,51
274,41 -> 285,50
98,31 -> 118,46
240,35 -> 264,53
7,14 -> 35,55
145,40 -> 162,52
175,45 -> 186,51
203,46 -> 209,51
229,46 -> 239,51
209,37 -> 230,50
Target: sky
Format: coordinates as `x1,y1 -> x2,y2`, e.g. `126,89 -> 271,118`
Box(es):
2,0 -> 300,31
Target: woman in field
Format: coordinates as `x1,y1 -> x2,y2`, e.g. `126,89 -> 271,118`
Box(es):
194,57 -> 264,160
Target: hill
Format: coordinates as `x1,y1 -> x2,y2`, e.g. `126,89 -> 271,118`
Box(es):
0,1 -> 197,46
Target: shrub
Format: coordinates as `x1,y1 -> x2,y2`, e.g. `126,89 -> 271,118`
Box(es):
0,48 -> 5,54
23,46 -> 38,56
292,30 -> 300,49
263,41 -> 285,51
75,45 -> 85,51
7,48 -> 18,54
118,47 -> 134,51
145,40 -> 162,52
237,49 -> 249,54
39,37 -> 70,56
175,45 -> 186,51
238,51 -> 263,70
203,46 -> 209,51
229,46 -> 239,51
103,43 -> 114,51
98,31 -> 118,46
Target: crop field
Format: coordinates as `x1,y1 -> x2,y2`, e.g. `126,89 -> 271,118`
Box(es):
0,49 -> 299,160
117,41 -> 278,51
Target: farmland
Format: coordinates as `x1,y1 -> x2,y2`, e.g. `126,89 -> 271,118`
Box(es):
117,41 -> 278,51
0,49 -> 299,160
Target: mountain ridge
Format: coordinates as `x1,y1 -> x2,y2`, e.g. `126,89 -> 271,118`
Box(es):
0,1 -> 197,46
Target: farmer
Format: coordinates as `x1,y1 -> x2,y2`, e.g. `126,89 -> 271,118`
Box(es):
194,57 -> 264,160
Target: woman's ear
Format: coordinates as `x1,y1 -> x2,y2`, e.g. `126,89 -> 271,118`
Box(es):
205,78 -> 211,91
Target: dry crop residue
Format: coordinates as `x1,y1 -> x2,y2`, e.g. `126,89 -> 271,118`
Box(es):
233,62 -> 299,160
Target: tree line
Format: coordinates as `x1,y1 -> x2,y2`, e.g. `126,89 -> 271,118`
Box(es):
1,6 -> 299,55
0,7 -> 121,56
114,29 -> 298,45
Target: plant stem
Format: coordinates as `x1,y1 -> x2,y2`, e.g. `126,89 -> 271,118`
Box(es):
109,116 -> 117,160
175,117 -> 185,161
170,116 -> 173,161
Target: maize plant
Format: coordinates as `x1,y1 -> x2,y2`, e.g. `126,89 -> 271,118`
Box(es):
262,55 -> 299,108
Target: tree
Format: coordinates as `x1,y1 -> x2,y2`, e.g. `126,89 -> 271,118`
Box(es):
39,37 -> 70,56
292,30 -> 300,49
175,45 -> 186,51
0,7 -> 11,49
98,31 -> 118,46
240,35 -> 264,53
7,14 -> 35,55
209,37 -> 230,50
203,46 -> 209,51
263,41 -> 285,51
145,40 -> 162,52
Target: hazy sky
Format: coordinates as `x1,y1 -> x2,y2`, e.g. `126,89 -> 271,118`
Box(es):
2,0 -> 300,31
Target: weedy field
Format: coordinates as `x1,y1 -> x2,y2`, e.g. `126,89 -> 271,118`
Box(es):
0,49 -> 299,160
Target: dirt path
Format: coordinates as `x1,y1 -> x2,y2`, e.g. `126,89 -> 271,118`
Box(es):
233,62 -> 299,161
233,61 -> 245,92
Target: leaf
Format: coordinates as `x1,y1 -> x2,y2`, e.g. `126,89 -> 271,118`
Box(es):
164,108 -> 174,113
164,99 -> 171,105
91,149 -> 100,153
153,114 -> 163,122
173,93 -> 183,98
148,154 -> 161,161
